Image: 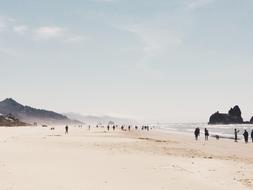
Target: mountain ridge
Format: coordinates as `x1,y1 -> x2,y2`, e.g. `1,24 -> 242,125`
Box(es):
65,112 -> 137,125
0,98 -> 80,125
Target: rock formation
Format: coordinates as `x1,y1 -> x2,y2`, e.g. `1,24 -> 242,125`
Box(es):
0,114 -> 29,126
209,105 -> 244,124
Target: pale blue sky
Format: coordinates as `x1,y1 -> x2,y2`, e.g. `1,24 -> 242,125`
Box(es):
0,0 -> 252,123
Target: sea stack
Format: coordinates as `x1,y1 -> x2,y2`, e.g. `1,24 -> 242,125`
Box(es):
250,117 -> 253,123
209,105 -> 244,125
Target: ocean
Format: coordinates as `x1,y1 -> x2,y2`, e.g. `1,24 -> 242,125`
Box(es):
155,123 -> 253,139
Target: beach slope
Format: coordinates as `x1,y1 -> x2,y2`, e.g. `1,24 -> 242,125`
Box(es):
0,127 -> 252,190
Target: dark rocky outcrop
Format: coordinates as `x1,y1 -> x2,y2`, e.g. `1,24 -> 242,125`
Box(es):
209,105 -> 244,125
0,114 -> 29,126
0,98 -> 81,125
250,117 -> 253,123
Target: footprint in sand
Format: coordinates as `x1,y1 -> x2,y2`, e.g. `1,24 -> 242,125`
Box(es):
238,179 -> 253,187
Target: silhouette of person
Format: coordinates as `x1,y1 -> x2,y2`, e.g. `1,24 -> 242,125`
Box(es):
88,125 -> 90,131
234,129 -> 239,142
243,130 -> 249,143
128,125 -> 131,131
251,130 -> 253,143
194,128 -> 200,140
65,125 -> 69,134
113,125 -> 115,131
204,128 -> 209,141
107,125 -> 110,131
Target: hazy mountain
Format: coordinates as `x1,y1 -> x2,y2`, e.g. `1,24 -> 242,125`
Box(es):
0,98 -> 80,125
65,112 -> 137,125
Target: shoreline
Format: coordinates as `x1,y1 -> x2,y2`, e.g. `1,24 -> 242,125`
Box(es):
156,123 -> 253,140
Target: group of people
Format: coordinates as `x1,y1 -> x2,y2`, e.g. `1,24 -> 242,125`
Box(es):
105,125 -> 151,131
234,129 -> 253,143
93,124 -> 152,132
194,127 -> 209,141
64,124 -> 152,134
106,125 -> 130,131
194,127 -> 253,143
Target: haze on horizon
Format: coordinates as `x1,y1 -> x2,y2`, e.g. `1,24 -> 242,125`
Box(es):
0,0 -> 252,123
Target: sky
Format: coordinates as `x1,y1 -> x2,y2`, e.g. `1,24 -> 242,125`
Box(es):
0,0 -> 253,123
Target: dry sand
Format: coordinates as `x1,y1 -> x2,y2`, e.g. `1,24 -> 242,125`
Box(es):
0,126 -> 252,190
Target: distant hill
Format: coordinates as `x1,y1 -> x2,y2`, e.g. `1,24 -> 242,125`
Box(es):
0,98 -> 80,125
65,112 -> 137,125
0,114 -> 29,126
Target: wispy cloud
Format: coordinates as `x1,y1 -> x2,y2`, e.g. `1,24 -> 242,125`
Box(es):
0,15 -> 86,43
124,24 -> 183,56
33,26 -> 87,43
0,15 -> 87,59
185,0 -> 215,10
64,35 -> 87,43
118,22 -> 184,81
34,26 -> 66,40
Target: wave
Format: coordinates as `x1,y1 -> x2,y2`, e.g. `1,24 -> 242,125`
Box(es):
155,123 -> 253,137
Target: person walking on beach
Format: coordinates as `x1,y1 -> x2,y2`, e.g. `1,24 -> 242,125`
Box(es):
251,130 -> 253,143
194,128 -> 200,140
65,125 -> 69,134
243,130 -> 249,143
107,125 -> 110,131
234,129 -> 239,142
204,128 -> 209,141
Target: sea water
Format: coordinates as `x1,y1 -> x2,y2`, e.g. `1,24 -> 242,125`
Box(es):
155,123 -> 253,139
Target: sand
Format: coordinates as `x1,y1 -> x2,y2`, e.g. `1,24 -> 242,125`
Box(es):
0,126 -> 252,190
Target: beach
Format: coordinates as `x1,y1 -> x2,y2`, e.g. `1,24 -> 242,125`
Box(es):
0,126 -> 252,190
